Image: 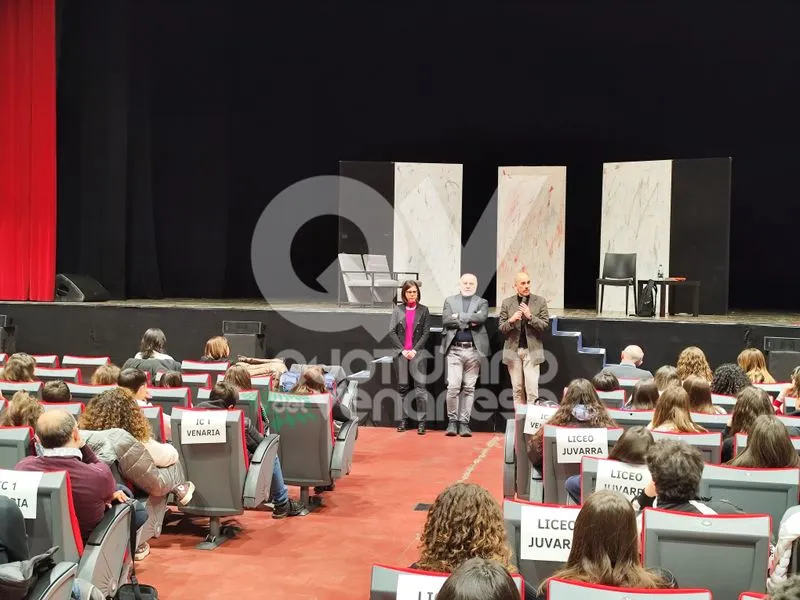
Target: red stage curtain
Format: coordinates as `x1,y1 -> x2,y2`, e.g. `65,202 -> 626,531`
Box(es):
0,0 -> 56,301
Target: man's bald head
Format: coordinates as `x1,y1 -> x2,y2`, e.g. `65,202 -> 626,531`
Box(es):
514,272 -> 531,297
621,345 -> 645,366
36,410 -> 78,449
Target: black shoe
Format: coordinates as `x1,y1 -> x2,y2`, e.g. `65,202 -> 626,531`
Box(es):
417,422 -> 426,435
397,419 -> 408,432
459,422 -> 472,437
272,499 -> 310,519
446,421 -> 458,436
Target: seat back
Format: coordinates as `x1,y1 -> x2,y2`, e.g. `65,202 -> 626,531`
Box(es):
172,407 -> 248,516
607,408 -> 654,429
66,383 -> 116,403
141,405 -> 166,443
31,355 -> 60,368
580,456 -> 651,503
27,561 -> 78,600
265,392 -> 334,488
181,360 -> 229,376
712,393 -> 737,413
597,389 -> 626,408
542,425 -> 624,504
338,253 -> 372,304
41,402 -> 85,418
602,252 -> 636,279
736,433 -> 800,456
513,404 -> 531,499
147,386 -> 192,415
0,425 -> 34,468
690,412 -> 730,434
650,431 -> 722,463
642,508 -> 770,599
369,564 -> 523,600
754,382 -> 791,400
196,387 -> 262,432
617,377 -> 639,398
363,254 -> 392,279
548,579 -> 712,600
157,371 -> 210,402
504,499 -> 580,590
778,415 -> 800,430
24,471 -> 83,563
698,464 -> 799,538
34,367 -> 82,383
0,398 -> 5,415
0,380 -> 43,399
61,355 -> 111,384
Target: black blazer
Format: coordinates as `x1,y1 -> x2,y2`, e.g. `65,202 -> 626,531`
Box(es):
388,303 -> 431,355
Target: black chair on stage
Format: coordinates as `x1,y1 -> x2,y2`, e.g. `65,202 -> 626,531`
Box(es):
596,252 -> 637,315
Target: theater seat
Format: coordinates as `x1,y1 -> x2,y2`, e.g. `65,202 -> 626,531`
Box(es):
196,387 -> 263,433
369,564 -> 524,600
66,383 -> 116,404
26,562 -> 78,600
180,360 -> 228,377
171,407 -> 280,549
547,579 -> 712,600
0,380 -> 43,400
61,356 -> 111,385
642,508 -> 771,599
34,367 -> 82,383
31,355 -> 60,368
41,402 -> 85,418
156,372 -> 209,404
265,391 -> 358,507
0,425 -> 34,468
650,431 -> 722,463
140,405 -> 166,443
288,363 -> 357,423
147,387 -> 192,416
25,471 -> 133,599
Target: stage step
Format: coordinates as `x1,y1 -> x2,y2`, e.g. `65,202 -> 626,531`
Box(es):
540,317 -> 607,403
551,318 -> 606,357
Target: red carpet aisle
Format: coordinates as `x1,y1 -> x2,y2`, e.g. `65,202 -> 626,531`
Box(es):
137,428 -> 504,599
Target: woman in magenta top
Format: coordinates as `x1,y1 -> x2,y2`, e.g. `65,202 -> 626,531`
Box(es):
388,280 -> 431,434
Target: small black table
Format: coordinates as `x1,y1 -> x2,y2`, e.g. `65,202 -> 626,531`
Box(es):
638,279 -> 701,317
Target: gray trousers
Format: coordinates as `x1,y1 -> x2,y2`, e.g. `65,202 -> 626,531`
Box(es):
446,345 -> 481,423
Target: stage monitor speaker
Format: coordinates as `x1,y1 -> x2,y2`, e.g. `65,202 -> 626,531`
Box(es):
223,321 -> 266,359
55,274 -> 110,303
768,350 -> 800,382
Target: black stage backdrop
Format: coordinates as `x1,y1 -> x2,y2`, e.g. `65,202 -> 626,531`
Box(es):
57,1 -> 800,309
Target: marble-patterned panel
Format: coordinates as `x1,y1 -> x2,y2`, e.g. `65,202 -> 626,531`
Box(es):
496,166 -> 566,309
600,160 -> 672,313
393,163 -> 463,310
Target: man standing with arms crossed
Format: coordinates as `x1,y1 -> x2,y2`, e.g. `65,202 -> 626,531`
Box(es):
442,273 -> 489,437
498,272 -> 550,404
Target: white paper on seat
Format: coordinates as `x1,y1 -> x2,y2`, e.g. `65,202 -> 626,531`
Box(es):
181,411 -> 227,444
524,405 -> 557,434
0,469 -> 42,518
555,427 -> 608,463
595,459 -> 651,501
520,504 -> 577,561
396,573 -> 446,600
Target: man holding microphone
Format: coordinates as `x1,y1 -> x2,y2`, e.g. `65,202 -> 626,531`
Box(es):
498,271 -> 550,404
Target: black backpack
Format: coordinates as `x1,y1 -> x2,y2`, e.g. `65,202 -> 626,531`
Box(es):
637,280 -> 657,317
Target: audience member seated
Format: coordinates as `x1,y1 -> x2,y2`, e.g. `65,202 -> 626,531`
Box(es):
654,365 -> 681,393
201,336 -> 231,362
526,379 -> 618,470
203,336 -> 287,385
683,375 -> 726,415
647,386 -> 706,433
632,439 -> 743,514
16,410 -> 144,543
565,425 -> 654,503
118,368 -> 151,407
738,348 -> 776,384
90,364 -> 120,385
591,370 -> 620,392
602,345 -> 653,380
1,353 -> 36,382
159,371 -> 183,388
122,328 -> 181,379
628,378 -> 659,409
711,363 -> 752,396
290,366 -> 328,395
0,391 -> 43,455
536,490 -> 676,599
438,558 -> 521,600
79,387 -> 177,469
722,386 -> 777,462
775,366 -> 800,415
195,382 -> 309,518
41,380 -> 72,403
223,364 -> 269,429
676,346 -> 713,382
728,415 -> 800,468
0,496 -> 28,564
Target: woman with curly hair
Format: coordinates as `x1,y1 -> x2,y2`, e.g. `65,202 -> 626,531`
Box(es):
738,348 -> 776,384
1,353 -> 35,382
676,346 -> 713,382
79,387 -> 178,468
526,379 -> 618,469
711,363 -> 752,397
721,386 -> 775,462
0,391 -> 43,455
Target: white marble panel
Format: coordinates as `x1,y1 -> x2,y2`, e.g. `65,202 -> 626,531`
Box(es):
393,163 -> 463,310
496,166 -> 566,309
600,160 -> 672,313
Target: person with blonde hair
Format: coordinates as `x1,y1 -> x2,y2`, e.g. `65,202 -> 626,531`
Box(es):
738,348 -> 776,384
648,386 -> 706,433
676,346 -> 713,382
0,391 -> 43,429
202,336 -> 230,362
90,364 -> 120,385
1,353 -> 35,382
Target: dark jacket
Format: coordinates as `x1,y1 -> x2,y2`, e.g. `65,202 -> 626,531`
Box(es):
195,399 -> 263,457
0,496 -> 28,564
122,356 -> 182,380
388,304 -> 431,355
633,492 -> 743,515
603,362 -> 653,381
410,563 -> 537,600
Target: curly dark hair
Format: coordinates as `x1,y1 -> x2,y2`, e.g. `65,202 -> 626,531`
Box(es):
646,440 -> 703,503
78,386 -> 153,442
416,483 -> 514,574
710,363 -> 752,396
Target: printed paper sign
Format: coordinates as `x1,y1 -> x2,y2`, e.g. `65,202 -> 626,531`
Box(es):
520,504 -> 578,562
555,427 -> 608,463
396,573 -> 446,600
181,411 -> 227,444
524,405 -> 557,435
594,459 -> 652,501
0,469 -> 42,519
